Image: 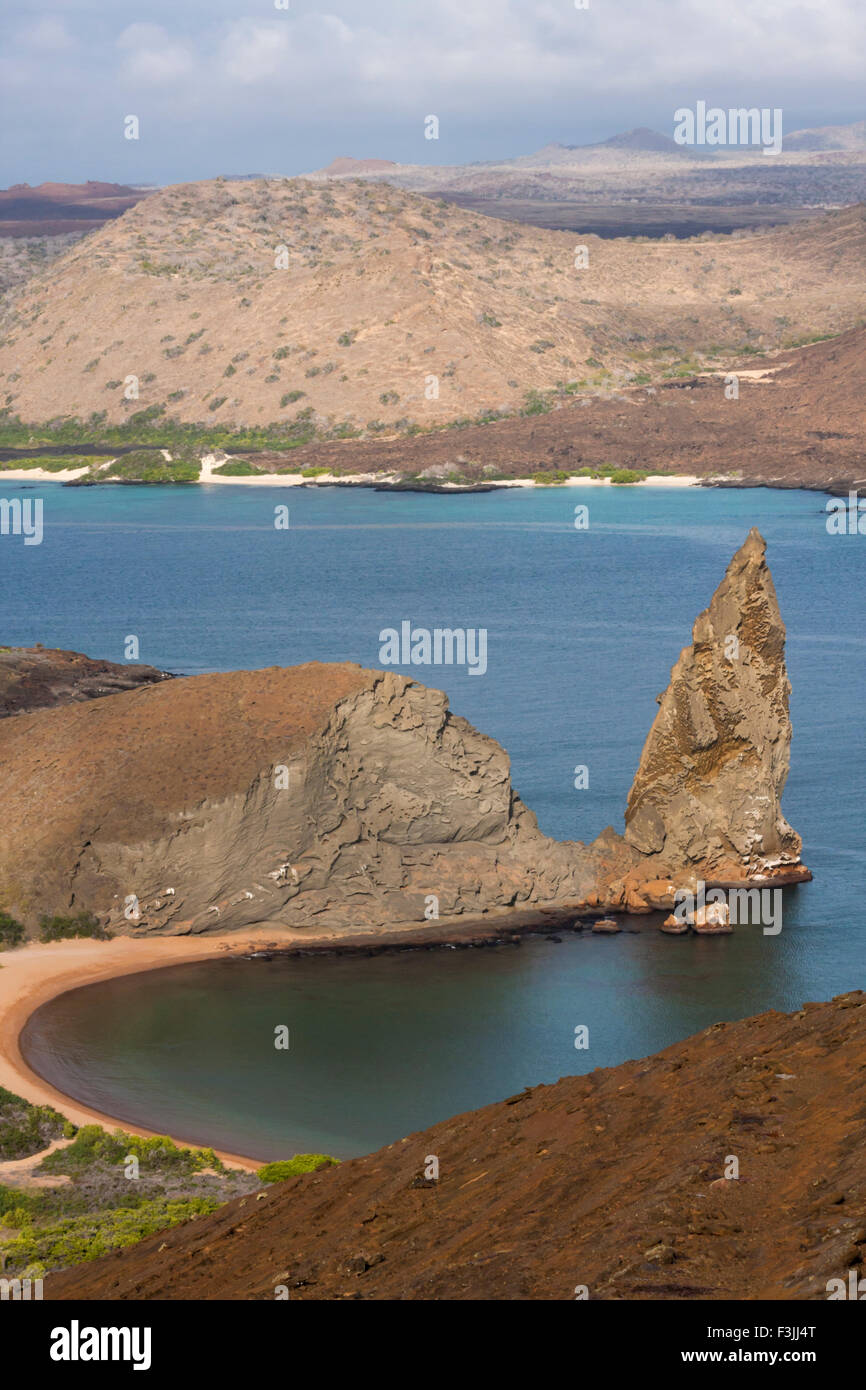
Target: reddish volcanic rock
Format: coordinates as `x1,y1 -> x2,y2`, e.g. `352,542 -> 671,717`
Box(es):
46,992 -> 866,1301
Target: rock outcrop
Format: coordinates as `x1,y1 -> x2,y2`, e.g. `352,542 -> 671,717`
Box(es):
0,645 -> 171,718
0,532 -> 808,936
0,664 -> 600,935
624,528 -> 802,882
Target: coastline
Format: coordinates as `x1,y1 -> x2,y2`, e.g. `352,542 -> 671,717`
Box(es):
0,932 -> 288,1170
0,463 -> 701,488
0,906 -> 595,1168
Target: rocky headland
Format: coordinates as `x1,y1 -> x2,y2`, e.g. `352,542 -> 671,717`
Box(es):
0,529 -> 808,939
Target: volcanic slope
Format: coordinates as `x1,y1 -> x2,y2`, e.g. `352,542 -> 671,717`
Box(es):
0,179 -> 864,428
48,990 -> 866,1301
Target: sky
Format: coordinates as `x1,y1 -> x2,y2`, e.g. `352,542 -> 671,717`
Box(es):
0,0 -> 863,186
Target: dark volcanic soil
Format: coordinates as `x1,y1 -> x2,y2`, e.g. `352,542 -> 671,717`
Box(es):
49,991 -> 866,1301
0,646 -> 171,718
0,181 -> 148,238
255,327 -> 866,496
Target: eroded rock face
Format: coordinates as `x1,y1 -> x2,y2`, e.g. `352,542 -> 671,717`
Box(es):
0,664 -> 599,935
0,532 -> 808,935
623,528 -> 802,881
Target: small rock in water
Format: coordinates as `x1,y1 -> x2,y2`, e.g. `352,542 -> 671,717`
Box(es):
693,902 -> 732,934
592,918 -> 621,934
660,914 -> 689,934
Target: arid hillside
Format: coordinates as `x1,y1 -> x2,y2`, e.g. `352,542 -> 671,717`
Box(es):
0,178 -> 864,430
0,645 -> 170,719
48,990 -> 866,1301
234,323 -> 866,492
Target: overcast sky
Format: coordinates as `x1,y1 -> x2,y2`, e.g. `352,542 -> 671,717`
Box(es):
1,0 -> 863,185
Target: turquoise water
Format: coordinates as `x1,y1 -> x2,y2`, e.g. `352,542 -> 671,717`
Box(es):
7,479 -> 866,1158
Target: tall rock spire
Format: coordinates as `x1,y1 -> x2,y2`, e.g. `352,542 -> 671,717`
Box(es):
623,528 -> 803,878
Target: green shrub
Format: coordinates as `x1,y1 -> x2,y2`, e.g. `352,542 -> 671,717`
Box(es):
212,458 -> 260,476
0,1088 -> 73,1161
257,1155 -> 338,1183
2,1196 -> 221,1274
41,1124 -> 223,1176
521,389 -> 552,417
38,912 -> 106,943
0,910 -> 25,950
609,468 -> 645,485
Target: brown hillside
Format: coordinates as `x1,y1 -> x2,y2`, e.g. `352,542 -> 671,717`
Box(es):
241,324 -> 866,492
48,991 -> 866,1301
0,179 -> 863,429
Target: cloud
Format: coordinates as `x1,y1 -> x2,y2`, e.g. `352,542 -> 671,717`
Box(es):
217,22 -> 294,85
19,18 -> 75,52
0,0 -> 863,183
117,23 -> 194,85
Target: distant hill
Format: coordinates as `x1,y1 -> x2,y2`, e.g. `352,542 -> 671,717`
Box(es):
596,126 -> 689,155
0,178 -> 863,430
785,119 -> 866,152
318,157 -> 399,176
0,180 -> 149,237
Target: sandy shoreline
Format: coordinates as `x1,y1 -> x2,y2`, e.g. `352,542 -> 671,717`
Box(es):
0,930 -> 306,1169
0,464 -> 702,488
0,909 -> 584,1169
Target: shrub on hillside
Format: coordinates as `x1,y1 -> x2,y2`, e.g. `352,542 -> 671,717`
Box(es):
38,912 -> 108,943
0,910 -> 25,950
257,1155 -> 338,1183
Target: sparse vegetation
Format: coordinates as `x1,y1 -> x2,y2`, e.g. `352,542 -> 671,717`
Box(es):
38,912 -> 108,942
0,910 -> 25,950
212,458 -> 260,476
257,1155 -> 339,1182
609,468 -> 645,484
0,1110 -> 261,1278
0,1087 -> 73,1161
